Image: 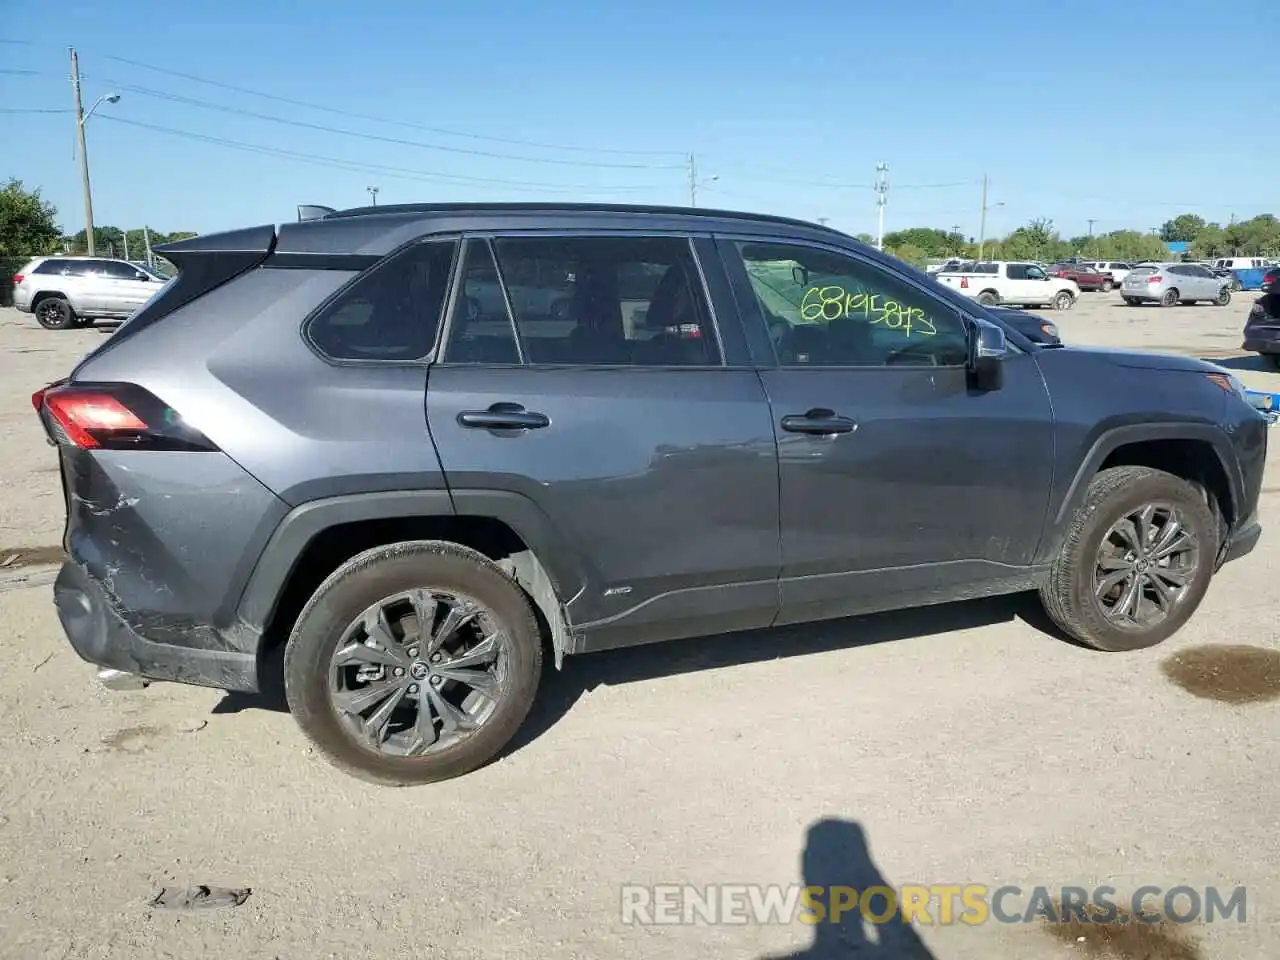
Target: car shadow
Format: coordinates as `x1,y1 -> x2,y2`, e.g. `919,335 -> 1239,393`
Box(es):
500,591 -> 1066,756
757,818 -> 938,959
213,592 -> 1071,727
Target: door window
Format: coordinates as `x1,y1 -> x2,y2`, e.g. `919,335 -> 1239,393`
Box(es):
100,260 -> 143,280
1025,265 -> 1049,280
470,235 -> 721,366
735,242 -> 968,367
305,240 -> 458,362
442,239 -> 522,364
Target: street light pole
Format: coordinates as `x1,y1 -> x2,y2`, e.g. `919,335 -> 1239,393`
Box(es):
70,48 -> 96,256
70,48 -> 120,257
367,186 -> 379,206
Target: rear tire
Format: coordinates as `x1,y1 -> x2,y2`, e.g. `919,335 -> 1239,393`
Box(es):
1161,288 -> 1180,307
34,297 -> 77,330
284,540 -> 544,786
976,291 -> 999,306
1123,296 -> 1140,306
1039,466 -> 1217,652
1267,353 -> 1280,371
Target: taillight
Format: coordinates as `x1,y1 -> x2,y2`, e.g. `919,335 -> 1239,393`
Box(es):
1147,275 -> 1163,284
13,274 -> 24,285
960,277 -> 969,288
31,382 -> 219,452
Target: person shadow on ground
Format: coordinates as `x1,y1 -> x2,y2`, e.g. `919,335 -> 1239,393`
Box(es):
759,818 -> 937,960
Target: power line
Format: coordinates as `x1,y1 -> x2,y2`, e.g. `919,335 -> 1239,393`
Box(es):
0,107 -> 72,114
97,114 -> 668,195
96,80 -> 682,171
100,53 -> 686,159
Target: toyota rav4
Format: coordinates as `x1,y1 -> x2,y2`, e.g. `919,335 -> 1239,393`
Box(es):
34,202 -> 1268,786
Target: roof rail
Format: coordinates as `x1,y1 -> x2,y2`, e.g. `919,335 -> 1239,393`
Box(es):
297,204 -> 337,222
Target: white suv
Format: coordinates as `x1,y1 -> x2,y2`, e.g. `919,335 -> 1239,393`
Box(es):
12,256 -> 168,330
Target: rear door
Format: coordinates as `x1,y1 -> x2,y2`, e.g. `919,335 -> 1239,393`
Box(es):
425,233 -> 782,650
719,237 -> 1055,624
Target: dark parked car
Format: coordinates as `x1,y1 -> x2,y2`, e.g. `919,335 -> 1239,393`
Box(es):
1048,263 -> 1113,292
34,202 -> 1268,786
1262,265 -> 1280,292
985,306 -> 1062,345
1243,289 -> 1280,370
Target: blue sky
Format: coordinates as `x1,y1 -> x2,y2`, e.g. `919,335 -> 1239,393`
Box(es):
3,0 -> 1276,242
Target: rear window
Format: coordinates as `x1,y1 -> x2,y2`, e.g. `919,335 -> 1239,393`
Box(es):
34,259 -> 77,276
1128,266 -> 1157,276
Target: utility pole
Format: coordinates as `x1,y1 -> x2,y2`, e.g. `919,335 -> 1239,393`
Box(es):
688,153 -> 697,207
122,230 -> 129,262
143,225 -> 153,268
977,174 -> 989,261
874,163 -> 889,250
367,186 -> 379,206
70,47 -> 96,256
950,224 -> 962,252
817,217 -> 830,226
1086,218 -> 1096,256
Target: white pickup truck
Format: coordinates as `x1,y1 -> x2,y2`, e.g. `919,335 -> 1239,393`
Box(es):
935,260 -> 1079,310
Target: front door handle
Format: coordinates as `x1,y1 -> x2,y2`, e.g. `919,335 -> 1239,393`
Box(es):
457,402 -> 550,430
780,408 -> 858,436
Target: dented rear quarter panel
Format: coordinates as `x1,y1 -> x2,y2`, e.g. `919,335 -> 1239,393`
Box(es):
61,447 -> 287,650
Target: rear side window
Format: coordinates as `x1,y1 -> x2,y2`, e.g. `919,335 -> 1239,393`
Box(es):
444,235 -> 720,367
307,240 -> 458,362
34,259 -> 86,276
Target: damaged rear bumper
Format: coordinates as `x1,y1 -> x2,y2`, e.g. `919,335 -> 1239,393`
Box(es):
54,560 -> 259,692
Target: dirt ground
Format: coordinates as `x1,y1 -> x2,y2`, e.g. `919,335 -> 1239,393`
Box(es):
1,292 -> 1278,960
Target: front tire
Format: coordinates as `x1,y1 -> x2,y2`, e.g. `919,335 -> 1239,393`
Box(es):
1039,466 -> 1217,651
1102,279 -> 1114,292
1214,287 -> 1232,306
34,297 -> 77,330
1053,290 -> 1075,311
284,540 -> 543,786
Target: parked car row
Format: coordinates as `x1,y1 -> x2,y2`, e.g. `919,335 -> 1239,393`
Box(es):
934,261 -> 1082,309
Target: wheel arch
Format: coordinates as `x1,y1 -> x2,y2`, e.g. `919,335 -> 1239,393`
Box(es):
1041,423 -> 1242,565
237,489 -> 587,671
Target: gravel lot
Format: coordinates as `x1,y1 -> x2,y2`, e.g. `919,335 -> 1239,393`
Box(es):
1,291 -> 1278,960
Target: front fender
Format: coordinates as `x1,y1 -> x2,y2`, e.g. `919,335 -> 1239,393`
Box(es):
1035,420 -> 1244,565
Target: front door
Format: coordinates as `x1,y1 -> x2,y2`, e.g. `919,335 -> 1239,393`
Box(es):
426,234 -> 782,651
719,237 -> 1056,625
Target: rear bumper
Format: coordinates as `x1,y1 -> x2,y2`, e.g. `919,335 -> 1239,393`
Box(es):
54,560 -> 259,692
1243,337 -> 1280,355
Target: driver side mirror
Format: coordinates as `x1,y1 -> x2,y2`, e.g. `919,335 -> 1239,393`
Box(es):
791,265 -> 810,287
968,318 -> 1005,392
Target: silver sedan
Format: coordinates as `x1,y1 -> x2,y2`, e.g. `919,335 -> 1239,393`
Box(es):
1121,262 -> 1233,307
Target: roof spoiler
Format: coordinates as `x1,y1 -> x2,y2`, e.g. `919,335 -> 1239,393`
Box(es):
297,204 -> 337,222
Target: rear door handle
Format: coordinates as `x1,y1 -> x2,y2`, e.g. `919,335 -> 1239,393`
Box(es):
780,408 -> 858,436
457,402 -> 550,430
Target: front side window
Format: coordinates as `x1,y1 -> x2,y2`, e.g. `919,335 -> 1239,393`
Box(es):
100,260 -> 143,280
468,235 -> 720,367
307,240 -> 457,362
1025,265 -> 1048,280
736,241 -> 968,368
1007,264 -> 1030,280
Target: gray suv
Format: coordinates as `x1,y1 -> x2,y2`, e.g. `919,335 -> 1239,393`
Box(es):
34,203 -> 1268,785
13,256 -> 168,329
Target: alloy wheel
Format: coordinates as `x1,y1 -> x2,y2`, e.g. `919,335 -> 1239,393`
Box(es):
1093,503 -> 1200,631
327,588 -> 510,757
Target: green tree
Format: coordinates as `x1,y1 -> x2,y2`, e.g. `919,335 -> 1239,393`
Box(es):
998,218 -> 1070,262
1159,214 -> 1206,244
0,179 -> 62,257
882,227 -> 955,258
1188,224 -> 1227,260
1091,230 -> 1167,262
